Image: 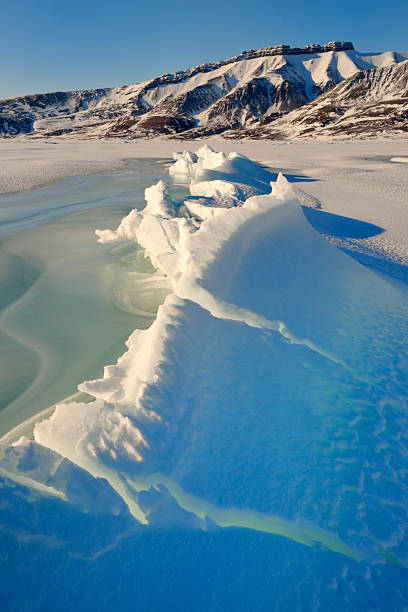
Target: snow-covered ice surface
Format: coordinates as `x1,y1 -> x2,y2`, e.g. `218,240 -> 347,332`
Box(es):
1,141 -> 408,610
391,156 -> 408,163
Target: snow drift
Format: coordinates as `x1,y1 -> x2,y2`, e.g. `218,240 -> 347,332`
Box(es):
2,145 -> 408,576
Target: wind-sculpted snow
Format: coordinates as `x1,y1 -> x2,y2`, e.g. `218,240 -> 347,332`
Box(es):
2,145 -> 408,607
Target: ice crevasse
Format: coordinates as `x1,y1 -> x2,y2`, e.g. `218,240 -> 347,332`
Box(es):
4,144 -> 408,565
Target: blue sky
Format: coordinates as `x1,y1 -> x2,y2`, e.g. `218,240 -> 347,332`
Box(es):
2,0 -> 407,99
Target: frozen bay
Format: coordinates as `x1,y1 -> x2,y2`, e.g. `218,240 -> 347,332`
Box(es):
1,143 -> 408,611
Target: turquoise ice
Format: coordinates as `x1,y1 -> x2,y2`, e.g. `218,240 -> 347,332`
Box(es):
2,149 -> 408,610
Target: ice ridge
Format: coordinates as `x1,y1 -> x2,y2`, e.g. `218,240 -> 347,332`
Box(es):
3,145 -> 408,569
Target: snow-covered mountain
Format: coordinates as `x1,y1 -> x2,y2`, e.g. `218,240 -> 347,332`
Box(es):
230,59 -> 408,139
1,42 -> 407,140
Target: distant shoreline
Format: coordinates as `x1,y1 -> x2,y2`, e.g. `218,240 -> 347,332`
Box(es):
0,138 -> 407,195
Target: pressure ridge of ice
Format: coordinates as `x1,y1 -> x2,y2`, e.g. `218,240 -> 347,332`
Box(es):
2,145 -> 408,573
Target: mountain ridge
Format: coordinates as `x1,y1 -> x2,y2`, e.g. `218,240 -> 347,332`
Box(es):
1,42 -> 407,140
222,60 -> 408,139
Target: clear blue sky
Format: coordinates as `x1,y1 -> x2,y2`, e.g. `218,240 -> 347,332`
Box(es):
2,0 -> 407,99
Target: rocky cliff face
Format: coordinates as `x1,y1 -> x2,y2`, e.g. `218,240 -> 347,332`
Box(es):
1,43 -> 407,140
231,59 -> 408,140
0,89 -> 108,136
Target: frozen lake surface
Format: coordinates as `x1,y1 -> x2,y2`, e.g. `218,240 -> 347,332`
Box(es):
1,147 -> 408,611
0,159 -> 188,435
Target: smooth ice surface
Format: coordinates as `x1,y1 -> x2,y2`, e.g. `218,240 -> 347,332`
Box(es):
0,160 -> 187,436
2,146 -> 408,610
